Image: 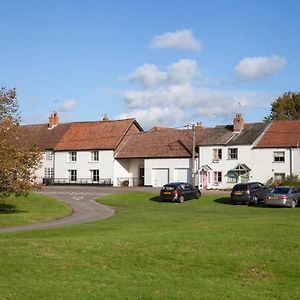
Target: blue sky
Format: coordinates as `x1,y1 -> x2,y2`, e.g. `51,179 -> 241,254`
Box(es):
1,0 -> 299,129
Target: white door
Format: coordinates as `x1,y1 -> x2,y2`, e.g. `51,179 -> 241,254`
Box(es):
153,168 -> 169,187
174,168 -> 189,183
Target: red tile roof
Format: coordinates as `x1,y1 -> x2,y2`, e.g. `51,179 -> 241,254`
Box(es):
255,120 -> 300,148
115,127 -> 209,158
20,118 -> 142,151
54,119 -> 141,151
19,123 -> 71,150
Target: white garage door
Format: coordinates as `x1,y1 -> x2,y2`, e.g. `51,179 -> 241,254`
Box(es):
153,168 -> 169,187
174,168 -> 189,182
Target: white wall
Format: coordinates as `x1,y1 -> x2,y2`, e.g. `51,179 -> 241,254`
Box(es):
35,151 -> 54,183
145,158 -> 192,186
55,150 -> 114,181
113,158 -> 144,186
198,145 -> 255,189
253,148 -> 300,182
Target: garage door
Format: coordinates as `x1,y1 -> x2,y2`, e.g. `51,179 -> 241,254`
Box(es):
174,168 -> 189,182
153,168 -> 169,187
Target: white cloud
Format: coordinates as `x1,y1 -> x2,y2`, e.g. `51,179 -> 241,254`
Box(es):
129,64 -> 167,88
234,55 -> 286,81
120,80 -> 272,128
168,59 -> 198,83
124,83 -> 197,109
117,107 -> 187,129
59,100 -> 77,112
150,29 -> 201,51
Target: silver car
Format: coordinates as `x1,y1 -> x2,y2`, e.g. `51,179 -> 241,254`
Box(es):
265,186 -> 300,208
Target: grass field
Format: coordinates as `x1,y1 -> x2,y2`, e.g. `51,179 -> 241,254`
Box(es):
0,193 -> 71,228
0,192 -> 299,299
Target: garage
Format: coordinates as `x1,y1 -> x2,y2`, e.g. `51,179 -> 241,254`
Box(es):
174,168 -> 190,183
153,168 -> 169,187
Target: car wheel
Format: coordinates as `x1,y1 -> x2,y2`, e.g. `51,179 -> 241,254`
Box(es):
251,196 -> 258,206
159,198 -> 164,202
178,195 -> 184,203
195,192 -> 200,199
290,199 -> 297,208
231,199 -> 237,205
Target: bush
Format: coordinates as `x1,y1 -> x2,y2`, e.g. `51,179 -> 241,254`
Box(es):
282,174 -> 300,187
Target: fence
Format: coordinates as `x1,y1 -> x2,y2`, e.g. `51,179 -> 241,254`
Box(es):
43,178 -> 112,186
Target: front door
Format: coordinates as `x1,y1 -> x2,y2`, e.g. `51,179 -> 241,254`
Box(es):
203,171 -> 208,190
139,166 -> 144,186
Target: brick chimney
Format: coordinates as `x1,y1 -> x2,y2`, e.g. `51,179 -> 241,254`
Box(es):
48,112 -> 59,129
233,113 -> 244,132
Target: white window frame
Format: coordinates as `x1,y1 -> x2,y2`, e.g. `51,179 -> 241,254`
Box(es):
69,151 -> 77,162
44,167 -> 54,178
274,151 -> 285,163
90,151 -> 99,162
68,170 -> 77,182
45,151 -> 53,161
213,171 -> 222,183
213,148 -> 222,161
274,173 -> 285,180
228,148 -> 238,160
91,169 -> 100,182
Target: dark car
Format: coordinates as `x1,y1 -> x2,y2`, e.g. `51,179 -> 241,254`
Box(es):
265,186 -> 300,208
230,182 -> 270,205
160,182 -> 201,203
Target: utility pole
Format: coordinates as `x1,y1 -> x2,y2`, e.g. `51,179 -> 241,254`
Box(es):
192,123 -> 196,187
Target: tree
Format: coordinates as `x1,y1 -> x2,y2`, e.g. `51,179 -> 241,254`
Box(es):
0,87 -> 41,202
264,92 -> 300,121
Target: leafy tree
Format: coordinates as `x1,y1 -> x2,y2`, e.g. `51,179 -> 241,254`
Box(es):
264,92 -> 300,121
0,87 -> 41,202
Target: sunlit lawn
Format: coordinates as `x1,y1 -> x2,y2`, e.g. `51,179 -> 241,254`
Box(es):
0,192 -> 299,299
0,193 -> 71,228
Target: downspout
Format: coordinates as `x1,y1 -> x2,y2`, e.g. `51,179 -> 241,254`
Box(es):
290,148 -> 293,177
53,150 -> 56,185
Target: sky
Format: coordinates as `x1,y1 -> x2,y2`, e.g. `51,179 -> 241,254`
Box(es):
1,0 -> 299,129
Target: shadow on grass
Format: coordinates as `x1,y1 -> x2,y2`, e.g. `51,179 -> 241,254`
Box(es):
214,198 -> 269,208
214,197 -> 232,205
150,196 -> 161,202
0,203 -> 25,214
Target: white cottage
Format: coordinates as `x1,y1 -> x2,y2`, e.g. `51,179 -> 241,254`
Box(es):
253,119 -> 300,183
20,113 -> 143,185
197,114 -> 270,190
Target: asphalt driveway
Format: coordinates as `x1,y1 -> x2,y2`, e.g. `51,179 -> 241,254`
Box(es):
0,186 -> 160,233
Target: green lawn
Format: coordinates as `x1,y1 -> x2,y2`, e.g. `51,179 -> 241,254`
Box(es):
0,192 -> 299,300
0,193 -> 71,227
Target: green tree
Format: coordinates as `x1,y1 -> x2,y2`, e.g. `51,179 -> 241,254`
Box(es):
264,92 -> 300,121
0,87 -> 41,202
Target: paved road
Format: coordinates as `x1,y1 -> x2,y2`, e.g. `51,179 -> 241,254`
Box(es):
0,186 -> 160,233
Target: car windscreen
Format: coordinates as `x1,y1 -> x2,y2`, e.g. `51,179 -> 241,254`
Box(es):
232,185 -> 247,191
162,185 -> 176,191
271,187 -> 290,194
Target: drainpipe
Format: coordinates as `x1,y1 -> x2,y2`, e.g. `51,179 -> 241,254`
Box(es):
290,148 -> 293,176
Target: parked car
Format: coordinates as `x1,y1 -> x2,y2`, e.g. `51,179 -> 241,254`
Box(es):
160,182 -> 201,203
265,186 -> 300,208
230,182 -> 270,205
